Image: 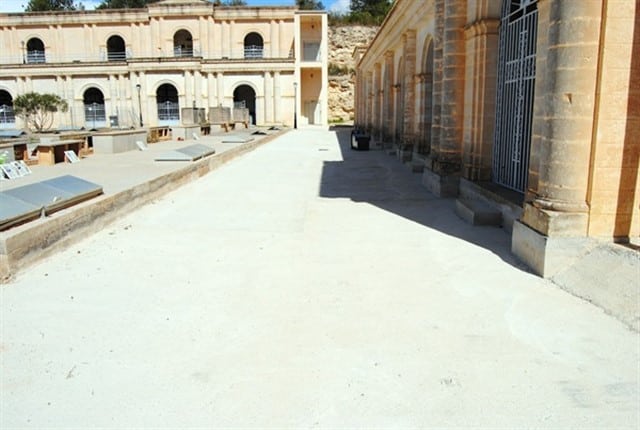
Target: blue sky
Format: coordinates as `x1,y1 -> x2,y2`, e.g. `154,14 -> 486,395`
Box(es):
0,0 -> 350,13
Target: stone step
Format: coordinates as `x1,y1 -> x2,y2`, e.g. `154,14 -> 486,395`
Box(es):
408,159 -> 424,173
455,198 -> 502,226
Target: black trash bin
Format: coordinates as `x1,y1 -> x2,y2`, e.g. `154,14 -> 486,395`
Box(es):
350,131 -> 370,150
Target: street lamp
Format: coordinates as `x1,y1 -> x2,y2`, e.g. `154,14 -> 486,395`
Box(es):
293,81 -> 297,129
136,83 -> 143,127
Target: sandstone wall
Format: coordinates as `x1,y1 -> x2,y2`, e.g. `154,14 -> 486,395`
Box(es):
328,25 -> 378,123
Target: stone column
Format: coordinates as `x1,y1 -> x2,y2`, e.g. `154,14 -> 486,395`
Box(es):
373,63 -> 382,136
383,51 -> 395,141
222,21 -> 230,58
270,20 -> 278,58
194,70 -> 202,108
273,71 -> 281,123
366,71 -> 373,129
512,0 -> 604,277
403,30 -> 417,144
438,0 -> 466,171
216,72 -> 224,106
462,16 -> 500,181
207,72 -> 215,108
422,0 -> 466,196
429,0 -> 445,160
264,71 -> 273,123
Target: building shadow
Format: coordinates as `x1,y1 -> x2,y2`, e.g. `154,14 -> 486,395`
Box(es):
320,127 -> 530,271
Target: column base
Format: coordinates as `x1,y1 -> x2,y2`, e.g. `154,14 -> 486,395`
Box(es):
522,202 -> 589,237
511,220 -> 593,278
421,167 -> 460,197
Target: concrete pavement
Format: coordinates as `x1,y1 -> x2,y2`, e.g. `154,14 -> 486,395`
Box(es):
1,127 -> 639,428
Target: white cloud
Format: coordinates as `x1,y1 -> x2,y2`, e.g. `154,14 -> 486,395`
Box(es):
328,0 -> 349,14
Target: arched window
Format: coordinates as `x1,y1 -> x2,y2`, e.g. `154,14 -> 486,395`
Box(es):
233,85 -> 256,125
244,33 -> 263,59
0,90 -> 15,128
83,88 -> 106,129
107,35 -> 126,61
26,38 -> 45,63
173,30 -> 193,57
156,84 -> 180,124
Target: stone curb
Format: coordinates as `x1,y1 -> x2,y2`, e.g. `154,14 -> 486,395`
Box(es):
0,130 -> 287,282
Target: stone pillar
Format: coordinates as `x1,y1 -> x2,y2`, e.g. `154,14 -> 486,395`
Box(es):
512,0 -> 604,277
462,16 -> 500,181
429,0 -> 445,159
270,20 -> 278,58
194,70 -> 202,108
273,71 -> 281,123
222,20 -> 230,58
373,63 -> 382,136
207,72 -> 215,107
216,72 -> 224,106
422,0 -> 466,197
403,30 -> 417,143
366,71 -> 373,129
383,51 -> 395,141
264,71 -> 273,123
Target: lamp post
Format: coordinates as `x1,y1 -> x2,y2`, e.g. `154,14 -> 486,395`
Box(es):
136,83 -> 143,127
293,81 -> 297,129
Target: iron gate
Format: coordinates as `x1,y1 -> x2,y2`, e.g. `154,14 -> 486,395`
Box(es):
157,101 -> 180,122
492,0 -> 538,193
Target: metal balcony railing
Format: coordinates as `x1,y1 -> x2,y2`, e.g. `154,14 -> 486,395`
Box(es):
0,47 -> 300,65
244,45 -> 263,59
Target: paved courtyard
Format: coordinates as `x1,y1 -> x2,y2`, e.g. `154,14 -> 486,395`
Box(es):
1,128 -> 638,428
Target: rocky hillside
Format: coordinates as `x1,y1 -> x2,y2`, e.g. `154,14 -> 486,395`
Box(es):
328,25 -> 378,123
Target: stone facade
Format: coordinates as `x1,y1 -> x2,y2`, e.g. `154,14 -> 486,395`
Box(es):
354,0 -> 639,277
0,0 -> 328,129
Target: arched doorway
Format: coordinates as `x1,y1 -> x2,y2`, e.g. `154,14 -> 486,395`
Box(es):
157,83 -> 180,125
173,30 -> 193,57
233,85 -> 256,125
244,32 -> 263,59
0,90 -> 15,128
107,35 -> 126,61
26,37 -> 45,63
83,87 -> 106,129
419,39 -> 434,155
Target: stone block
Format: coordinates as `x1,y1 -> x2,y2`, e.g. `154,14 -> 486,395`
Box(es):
511,220 -> 594,278
455,198 -> 502,226
421,168 -> 459,197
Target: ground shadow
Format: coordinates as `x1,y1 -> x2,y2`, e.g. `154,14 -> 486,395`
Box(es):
319,126 -> 529,271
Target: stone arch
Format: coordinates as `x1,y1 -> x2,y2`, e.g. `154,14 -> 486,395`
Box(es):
107,34 -> 126,61
26,37 -> 45,63
173,29 -> 194,57
244,32 -> 264,58
83,87 -> 106,129
0,89 -> 15,128
156,83 -> 180,124
233,84 -> 257,125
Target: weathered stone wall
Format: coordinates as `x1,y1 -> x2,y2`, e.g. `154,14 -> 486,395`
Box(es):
328,25 -> 378,122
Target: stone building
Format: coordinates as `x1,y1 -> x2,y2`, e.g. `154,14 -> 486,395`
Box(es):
354,0 -> 639,276
0,0 -> 328,129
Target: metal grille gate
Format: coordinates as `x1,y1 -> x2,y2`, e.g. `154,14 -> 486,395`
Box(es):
492,0 -> 538,193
